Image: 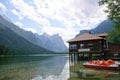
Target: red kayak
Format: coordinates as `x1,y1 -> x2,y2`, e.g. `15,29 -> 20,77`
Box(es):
83,59 -> 120,71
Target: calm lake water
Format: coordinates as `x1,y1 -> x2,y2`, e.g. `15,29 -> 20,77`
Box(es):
0,54 -> 69,80
0,54 -> 120,80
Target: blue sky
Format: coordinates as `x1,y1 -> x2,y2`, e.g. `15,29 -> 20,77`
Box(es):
0,0 -> 107,45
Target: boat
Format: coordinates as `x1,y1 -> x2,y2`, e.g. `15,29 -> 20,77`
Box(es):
83,59 -> 120,71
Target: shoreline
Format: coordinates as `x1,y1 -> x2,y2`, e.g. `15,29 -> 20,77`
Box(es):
0,53 -> 68,57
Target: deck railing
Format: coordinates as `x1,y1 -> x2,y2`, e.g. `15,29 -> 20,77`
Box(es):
78,48 -> 90,52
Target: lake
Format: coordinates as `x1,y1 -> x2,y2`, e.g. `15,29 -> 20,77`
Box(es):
0,54 -> 69,80
0,54 -> 120,80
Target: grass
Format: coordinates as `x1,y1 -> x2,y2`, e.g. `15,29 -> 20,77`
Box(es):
0,65 -> 35,80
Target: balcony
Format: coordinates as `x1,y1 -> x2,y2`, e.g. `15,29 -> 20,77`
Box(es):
78,48 -> 90,52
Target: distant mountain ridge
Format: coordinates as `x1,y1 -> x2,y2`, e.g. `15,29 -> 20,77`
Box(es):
0,15 -> 38,45
0,15 -> 67,53
36,33 -> 68,52
77,19 -> 114,36
0,23 -> 53,55
92,20 -> 114,34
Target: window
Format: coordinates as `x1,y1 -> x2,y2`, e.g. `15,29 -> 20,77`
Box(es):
88,44 -> 93,49
70,44 -> 76,49
80,44 -> 84,49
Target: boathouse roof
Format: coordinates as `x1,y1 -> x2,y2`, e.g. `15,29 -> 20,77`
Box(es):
67,33 -> 107,43
95,33 -> 108,37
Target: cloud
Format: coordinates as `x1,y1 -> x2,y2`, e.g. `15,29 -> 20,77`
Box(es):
14,21 -> 37,33
10,0 -> 107,43
14,21 -> 23,27
11,9 -> 23,19
0,2 -> 7,13
10,0 -> 50,26
23,27 -> 37,33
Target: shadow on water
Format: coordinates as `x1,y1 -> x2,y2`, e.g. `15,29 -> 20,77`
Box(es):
68,60 -> 120,80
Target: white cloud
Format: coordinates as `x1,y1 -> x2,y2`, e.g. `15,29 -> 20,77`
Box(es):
10,0 -> 50,26
10,0 -> 107,44
11,9 -> 23,19
14,21 -> 23,27
14,21 -> 37,33
0,2 -> 7,13
23,27 -> 37,33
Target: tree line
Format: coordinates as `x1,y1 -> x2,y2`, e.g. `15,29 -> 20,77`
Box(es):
99,0 -> 120,44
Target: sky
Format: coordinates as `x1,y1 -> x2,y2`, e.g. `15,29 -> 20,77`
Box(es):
0,0 -> 107,45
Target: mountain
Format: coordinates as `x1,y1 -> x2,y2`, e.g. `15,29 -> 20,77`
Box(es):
0,15 -> 38,45
36,33 -> 68,52
1,14 -> 11,22
77,19 -> 114,35
0,23 -> 53,55
76,30 -> 90,37
0,15 -> 67,52
92,19 -> 114,34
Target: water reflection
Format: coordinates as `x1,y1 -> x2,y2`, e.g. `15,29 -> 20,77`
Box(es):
32,59 -> 69,80
68,60 -> 120,80
0,55 -> 69,80
1,55 -> 120,80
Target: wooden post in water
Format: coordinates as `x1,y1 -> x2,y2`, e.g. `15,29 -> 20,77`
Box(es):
77,53 -> 79,61
89,53 -> 92,60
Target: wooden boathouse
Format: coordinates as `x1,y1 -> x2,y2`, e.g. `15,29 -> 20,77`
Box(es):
67,33 -> 120,61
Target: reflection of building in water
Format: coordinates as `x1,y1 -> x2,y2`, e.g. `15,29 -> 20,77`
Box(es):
67,33 -> 120,62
